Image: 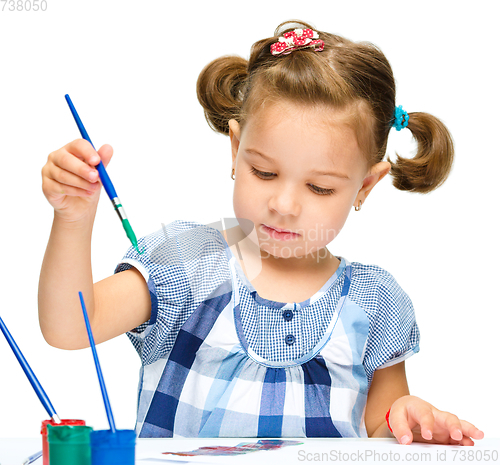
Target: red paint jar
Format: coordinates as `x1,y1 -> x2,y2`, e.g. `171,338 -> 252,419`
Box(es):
41,419 -> 86,465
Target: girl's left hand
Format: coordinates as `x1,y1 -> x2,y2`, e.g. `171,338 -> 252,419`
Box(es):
388,395 -> 485,446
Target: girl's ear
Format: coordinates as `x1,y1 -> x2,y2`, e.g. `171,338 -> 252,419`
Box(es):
229,119 -> 241,166
354,161 -> 391,207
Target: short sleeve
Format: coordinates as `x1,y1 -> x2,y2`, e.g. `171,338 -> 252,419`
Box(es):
114,219 -> 231,366
114,221 -> 193,366
350,263 -> 420,385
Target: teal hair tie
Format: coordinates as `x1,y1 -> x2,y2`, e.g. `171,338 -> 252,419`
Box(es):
392,105 -> 409,131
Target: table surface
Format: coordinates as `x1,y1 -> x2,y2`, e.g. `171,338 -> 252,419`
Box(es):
1,437 -> 500,465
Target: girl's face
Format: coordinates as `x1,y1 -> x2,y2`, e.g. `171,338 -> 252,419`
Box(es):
229,100 -> 390,267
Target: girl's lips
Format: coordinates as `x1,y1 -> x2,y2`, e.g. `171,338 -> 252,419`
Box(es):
262,224 -> 299,234
261,224 -> 300,241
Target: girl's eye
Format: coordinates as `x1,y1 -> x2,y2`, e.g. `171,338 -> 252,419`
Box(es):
250,167 -> 275,179
309,185 -> 336,196
249,167 -> 336,196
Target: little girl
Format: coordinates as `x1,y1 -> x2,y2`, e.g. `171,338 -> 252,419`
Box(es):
39,20 -> 484,445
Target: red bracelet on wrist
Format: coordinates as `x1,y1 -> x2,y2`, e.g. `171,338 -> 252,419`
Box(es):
386,408 -> 393,433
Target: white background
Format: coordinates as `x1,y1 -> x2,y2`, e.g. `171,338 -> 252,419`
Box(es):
0,0 -> 498,440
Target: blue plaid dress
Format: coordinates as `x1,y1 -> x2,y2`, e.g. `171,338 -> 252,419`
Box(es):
114,220 -> 419,438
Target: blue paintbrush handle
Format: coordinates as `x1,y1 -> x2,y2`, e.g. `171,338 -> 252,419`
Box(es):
64,94 -> 142,254
78,292 -> 116,433
0,316 -> 59,421
64,94 -> 117,199
22,449 -> 43,465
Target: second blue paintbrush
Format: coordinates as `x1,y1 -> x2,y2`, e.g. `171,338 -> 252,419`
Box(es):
78,291 -> 116,433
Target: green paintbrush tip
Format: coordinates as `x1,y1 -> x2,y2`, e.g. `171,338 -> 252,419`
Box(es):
122,219 -> 143,254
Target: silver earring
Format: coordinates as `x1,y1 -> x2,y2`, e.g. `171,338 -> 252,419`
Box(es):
354,200 -> 362,211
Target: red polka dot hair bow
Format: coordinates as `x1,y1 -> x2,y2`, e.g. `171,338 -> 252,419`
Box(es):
270,28 -> 325,56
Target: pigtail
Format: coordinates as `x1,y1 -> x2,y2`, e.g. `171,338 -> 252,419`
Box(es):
389,112 -> 454,193
196,55 -> 248,135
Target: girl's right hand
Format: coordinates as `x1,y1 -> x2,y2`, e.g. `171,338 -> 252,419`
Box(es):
41,139 -> 113,223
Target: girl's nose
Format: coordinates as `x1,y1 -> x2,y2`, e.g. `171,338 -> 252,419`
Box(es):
268,185 -> 301,217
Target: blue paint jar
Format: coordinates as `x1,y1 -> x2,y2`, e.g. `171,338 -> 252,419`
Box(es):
90,429 -> 136,464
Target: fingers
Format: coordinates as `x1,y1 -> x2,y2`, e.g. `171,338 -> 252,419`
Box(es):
434,410 -> 463,441
389,407 -> 416,445
44,140 -> 104,190
45,165 -> 100,195
393,406 -> 485,446
449,424 -> 482,446
66,139 -> 102,166
43,176 -> 97,198
432,412 -> 485,444
97,143 -> 113,168
458,419 -> 484,441
390,397 -> 434,445
44,157 -> 99,196
459,436 -> 475,446
412,406 -> 435,441
42,139 -> 106,202
388,396 -> 485,447
52,140 -> 100,176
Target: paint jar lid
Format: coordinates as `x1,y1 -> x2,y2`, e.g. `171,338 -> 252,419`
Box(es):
41,419 -> 86,435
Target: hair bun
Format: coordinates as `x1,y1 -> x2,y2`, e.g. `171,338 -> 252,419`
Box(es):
196,55 -> 248,135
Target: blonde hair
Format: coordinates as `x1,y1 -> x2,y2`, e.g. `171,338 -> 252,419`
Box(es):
196,20 -> 454,193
